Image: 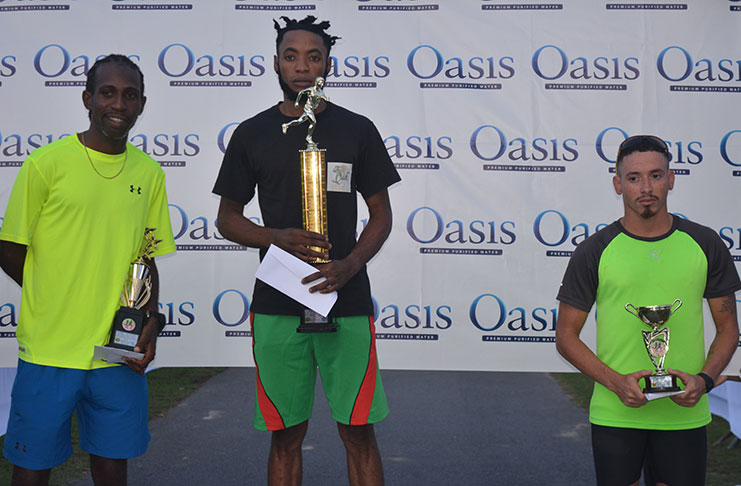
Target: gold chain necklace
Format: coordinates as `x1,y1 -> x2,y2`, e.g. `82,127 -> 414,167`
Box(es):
81,132 -> 127,180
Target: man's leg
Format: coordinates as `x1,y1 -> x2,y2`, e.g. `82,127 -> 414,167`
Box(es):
5,361 -> 82,485
11,466 -> 51,486
337,423 -> 384,486
591,424 -> 647,486
89,455 -> 127,486
268,420 -> 309,486
647,427 -> 706,486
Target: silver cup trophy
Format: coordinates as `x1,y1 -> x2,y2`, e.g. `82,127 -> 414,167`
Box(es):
624,298 -> 683,393
106,228 -> 161,351
282,76 -> 337,334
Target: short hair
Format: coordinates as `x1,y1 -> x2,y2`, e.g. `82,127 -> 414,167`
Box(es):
85,54 -> 145,96
615,135 -> 670,175
274,15 -> 340,57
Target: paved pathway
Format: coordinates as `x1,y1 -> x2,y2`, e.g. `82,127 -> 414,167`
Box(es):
73,369 -> 596,485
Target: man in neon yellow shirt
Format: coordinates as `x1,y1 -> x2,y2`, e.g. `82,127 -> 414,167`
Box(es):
0,55 -> 175,486
555,135 -> 739,486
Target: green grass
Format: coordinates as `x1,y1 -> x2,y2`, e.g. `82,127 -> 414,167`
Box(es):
552,372 -> 741,486
0,367 -> 224,486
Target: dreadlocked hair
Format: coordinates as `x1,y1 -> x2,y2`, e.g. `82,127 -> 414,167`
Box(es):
274,15 -> 340,56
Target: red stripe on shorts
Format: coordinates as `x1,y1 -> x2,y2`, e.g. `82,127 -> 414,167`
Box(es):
350,315 -> 378,425
251,312 -> 285,430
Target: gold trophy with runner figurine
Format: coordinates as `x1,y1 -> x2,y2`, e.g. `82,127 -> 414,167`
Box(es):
282,76 -> 337,333
625,299 -> 683,393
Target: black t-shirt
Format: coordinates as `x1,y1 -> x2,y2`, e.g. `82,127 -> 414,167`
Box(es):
213,102 -> 401,317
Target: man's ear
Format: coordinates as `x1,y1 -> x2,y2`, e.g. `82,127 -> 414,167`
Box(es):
82,89 -> 92,110
612,175 -> 623,196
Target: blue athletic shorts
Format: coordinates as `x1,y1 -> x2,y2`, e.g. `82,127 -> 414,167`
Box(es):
3,360 -> 150,470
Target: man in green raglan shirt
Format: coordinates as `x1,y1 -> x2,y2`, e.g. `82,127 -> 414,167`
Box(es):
555,135 -> 739,486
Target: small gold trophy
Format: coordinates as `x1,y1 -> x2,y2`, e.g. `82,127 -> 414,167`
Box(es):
282,76 -> 337,333
625,299 -> 683,393
106,228 -> 161,350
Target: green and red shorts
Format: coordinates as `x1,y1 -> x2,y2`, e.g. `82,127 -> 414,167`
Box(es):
250,313 -> 389,431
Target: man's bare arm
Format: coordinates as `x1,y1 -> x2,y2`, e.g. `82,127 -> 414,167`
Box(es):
0,240 -> 27,286
556,301 -> 651,407
302,188 -> 393,294
216,196 -> 329,262
669,292 -> 739,407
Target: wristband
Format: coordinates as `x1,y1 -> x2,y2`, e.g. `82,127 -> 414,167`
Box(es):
144,310 -> 167,334
697,372 -> 714,394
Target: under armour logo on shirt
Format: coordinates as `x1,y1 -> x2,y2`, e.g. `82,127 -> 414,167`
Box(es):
647,249 -> 662,262
130,185 -> 142,195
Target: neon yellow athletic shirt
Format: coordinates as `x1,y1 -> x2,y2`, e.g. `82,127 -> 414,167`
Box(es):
0,134 -> 176,369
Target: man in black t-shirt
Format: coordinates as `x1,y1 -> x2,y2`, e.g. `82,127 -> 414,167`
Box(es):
213,16 -> 400,486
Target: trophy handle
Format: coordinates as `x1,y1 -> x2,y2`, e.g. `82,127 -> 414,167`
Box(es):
670,298 -> 682,315
625,303 -> 639,317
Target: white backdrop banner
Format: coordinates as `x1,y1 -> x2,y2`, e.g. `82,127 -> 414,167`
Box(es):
1,1 -> 740,380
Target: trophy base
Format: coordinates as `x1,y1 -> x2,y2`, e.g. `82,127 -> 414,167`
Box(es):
643,373 -> 681,393
107,306 -> 144,351
297,309 -> 338,334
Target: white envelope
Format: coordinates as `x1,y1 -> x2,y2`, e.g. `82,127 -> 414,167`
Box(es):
255,244 -> 338,317
93,345 -> 145,364
645,390 -> 684,401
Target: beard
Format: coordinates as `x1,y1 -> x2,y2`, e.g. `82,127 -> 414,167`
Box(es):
277,66 -> 330,103
278,73 -> 299,102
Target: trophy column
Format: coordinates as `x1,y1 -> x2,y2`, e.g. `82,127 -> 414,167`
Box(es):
282,76 -> 337,333
300,147 -> 329,263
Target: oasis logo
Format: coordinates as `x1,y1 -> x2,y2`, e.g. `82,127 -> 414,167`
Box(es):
657,46 -> 741,93
0,303 -> 17,333
595,127 -> 703,174
111,0 -> 193,11
482,1 -> 562,11
605,3 -> 687,10
157,43 -> 265,87
531,45 -> 639,91
0,1 -> 73,12
533,210 -> 608,256
406,206 -> 515,256
33,45 -> 139,86
385,134 -> 452,170
372,297 -> 450,341
326,54 -> 390,88
217,122 -> 239,154
213,289 -> 252,337
406,45 -> 514,90
0,131 -> 71,166
719,225 -> 741,261
0,55 -> 17,80
234,0 -> 320,11
158,301 -> 195,333
357,0 -> 439,12
470,293 -> 556,343
129,132 -> 199,167
470,125 -> 577,172
169,203 -> 252,251
720,129 -> 741,170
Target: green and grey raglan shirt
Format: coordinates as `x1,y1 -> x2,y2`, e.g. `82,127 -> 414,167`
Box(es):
557,216 -> 740,430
